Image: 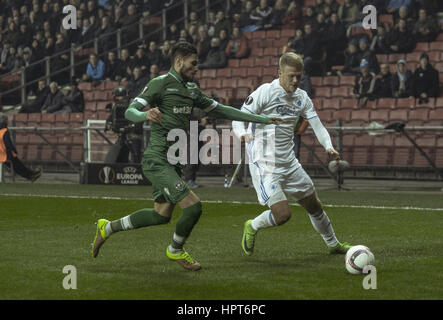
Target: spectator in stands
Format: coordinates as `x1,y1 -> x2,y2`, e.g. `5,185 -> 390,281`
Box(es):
132,47 -> 150,77
352,59 -> 376,107
373,63 -> 393,98
0,113 -> 41,182
324,12 -> 347,69
121,4 -> 139,48
4,22 -> 19,49
198,37 -> 227,70
196,26 -> 211,62
239,1 -> 257,31
62,80 -> 85,113
3,46 -> 17,74
338,0 -> 360,27
166,23 -> 180,43
41,82 -> 66,114
187,24 -> 199,44
119,48 -> 133,81
50,2 -> 62,29
148,64 -> 160,81
391,59 -> 414,98
19,80 -> 50,114
287,29 -> 305,55
96,15 -> 116,53
82,53 -> 106,82
413,53 -> 440,104
386,19 -> 416,53
18,24 -> 32,49
412,8 -> 439,42
146,41 -> 163,68
314,0 -> 326,15
214,10 -> 232,36
207,11 -> 217,37
188,11 -> 202,27
30,39 -> 44,62
0,42 -> 11,74
325,0 -> 340,13
302,6 -> 317,28
79,17 -> 95,48
387,0 -> 413,14
218,29 -> 229,51
104,51 -> 123,82
268,0 -> 287,28
300,23 -> 323,75
229,0 -> 243,16
159,40 -> 172,71
250,0 -> 274,30
370,25 -> 391,54
314,13 -> 328,39
86,0 -> 98,19
282,1 -> 302,29
178,29 -> 193,43
113,6 -> 124,29
357,37 -> 380,74
225,27 -> 250,59
126,66 -> 149,98
339,39 -> 361,76
395,5 -> 414,26
52,33 -> 70,84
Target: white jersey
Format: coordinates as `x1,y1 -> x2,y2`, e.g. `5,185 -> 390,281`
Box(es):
234,79 -> 318,173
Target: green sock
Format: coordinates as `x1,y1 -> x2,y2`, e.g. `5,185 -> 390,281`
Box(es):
110,208 -> 170,233
171,202 -> 202,249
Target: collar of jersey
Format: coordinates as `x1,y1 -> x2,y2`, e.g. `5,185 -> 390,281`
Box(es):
168,68 -> 186,86
273,78 -> 299,98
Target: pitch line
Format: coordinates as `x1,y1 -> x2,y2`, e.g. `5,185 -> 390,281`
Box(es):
1,193 -> 442,211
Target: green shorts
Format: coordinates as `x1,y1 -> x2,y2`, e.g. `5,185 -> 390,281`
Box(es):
142,157 -> 190,204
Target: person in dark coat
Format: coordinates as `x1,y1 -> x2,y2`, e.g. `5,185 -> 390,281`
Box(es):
0,113 -> 41,182
19,80 -> 50,113
63,81 -> 85,113
41,82 -> 66,113
126,66 -> 150,99
386,19 -> 415,53
391,59 -> 414,98
373,63 -> 393,98
413,53 -> 440,104
197,38 -> 227,70
104,51 -> 123,81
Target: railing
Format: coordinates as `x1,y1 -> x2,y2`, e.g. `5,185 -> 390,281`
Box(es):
0,0 -> 228,104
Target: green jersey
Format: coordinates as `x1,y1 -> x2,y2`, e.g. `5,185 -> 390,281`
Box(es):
125,68 -> 272,162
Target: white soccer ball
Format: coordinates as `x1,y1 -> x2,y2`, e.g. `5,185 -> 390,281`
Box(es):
345,245 -> 375,275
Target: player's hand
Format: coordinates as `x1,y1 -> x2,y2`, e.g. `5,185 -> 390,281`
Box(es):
241,133 -> 253,143
326,148 -> 340,161
267,116 -> 284,125
146,107 -> 162,123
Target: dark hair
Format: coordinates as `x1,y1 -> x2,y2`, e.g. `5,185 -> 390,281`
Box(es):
170,41 -> 197,64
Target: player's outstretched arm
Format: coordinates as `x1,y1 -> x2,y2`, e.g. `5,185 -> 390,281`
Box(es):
208,104 -> 283,124
125,100 -> 163,124
308,116 -> 339,159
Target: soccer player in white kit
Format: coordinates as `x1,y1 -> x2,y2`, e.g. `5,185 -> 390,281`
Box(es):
232,52 -> 352,256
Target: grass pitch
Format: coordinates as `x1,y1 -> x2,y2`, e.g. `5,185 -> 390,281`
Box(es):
0,183 -> 442,300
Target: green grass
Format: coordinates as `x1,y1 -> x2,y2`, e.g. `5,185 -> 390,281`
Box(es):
0,183 -> 442,300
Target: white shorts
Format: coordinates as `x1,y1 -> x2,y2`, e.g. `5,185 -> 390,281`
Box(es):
249,163 -> 315,207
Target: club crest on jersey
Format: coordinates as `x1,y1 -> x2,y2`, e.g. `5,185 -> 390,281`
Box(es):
276,105 -> 298,116
175,181 -> 185,191
245,96 -> 253,105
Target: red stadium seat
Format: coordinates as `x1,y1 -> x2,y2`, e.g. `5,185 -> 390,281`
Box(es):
415,42 -> 429,51
377,98 -> 396,109
322,98 -> 341,110
369,109 -> 389,122
85,101 -> 97,112
231,67 -> 247,78
351,109 -> 370,123
428,109 -> 443,124
434,62 -> 443,73
78,82 -> 92,91
396,97 -> 415,109
261,75 -> 274,83
96,101 -> 108,111
247,68 -> 262,77
315,87 -> 331,98
414,98 -> 436,109
406,52 -> 422,63
227,59 -> 240,68
202,69 -> 217,78
105,81 -> 119,90
333,109 -> 351,122
408,109 -> 429,124
27,113 -> 41,123
312,98 -> 322,109
339,76 -> 354,86
331,87 -> 349,98
83,91 -> 95,101
206,79 -> 222,89
388,53 -> 405,64
281,29 -> 296,38
263,67 -> 277,77
235,87 -> 251,101
237,78 -> 257,89
266,30 -> 281,39
389,109 -> 408,122
240,58 -> 255,68
217,68 -> 232,78
435,97 -> 443,108
250,47 -> 264,57
376,54 -> 388,64
323,76 -> 339,87
252,30 -> 266,39
254,57 -> 271,67
311,77 -> 323,86
69,113 -> 84,124
222,78 -> 237,89
340,98 -> 358,109
429,42 -> 443,52
263,47 -> 279,57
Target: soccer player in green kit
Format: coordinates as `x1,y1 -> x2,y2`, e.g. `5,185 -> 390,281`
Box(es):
92,42 -> 283,271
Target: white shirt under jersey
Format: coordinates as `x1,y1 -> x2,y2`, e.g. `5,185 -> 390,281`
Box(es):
232,78 -> 333,173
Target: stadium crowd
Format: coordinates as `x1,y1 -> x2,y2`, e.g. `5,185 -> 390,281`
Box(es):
0,0 -> 442,113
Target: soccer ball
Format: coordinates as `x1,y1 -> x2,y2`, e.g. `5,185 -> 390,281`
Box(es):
345,245 -> 375,275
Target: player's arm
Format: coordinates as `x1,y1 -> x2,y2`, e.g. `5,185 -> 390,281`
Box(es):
208,103 -> 282,124
125,78 -> 163,123
308,116 -> 339,160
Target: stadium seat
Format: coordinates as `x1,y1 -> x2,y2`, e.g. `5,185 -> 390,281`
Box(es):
261,75 -> 274,83
262,67 -> 277,77
311,77 -> 322,86
78,82 -> 92,91
351,109 -> 370,124
26,145 -> 40,161
227,59 -> 240,68
206,78 -> 222,89
312,98 -> 322,109
221,78 -> 236,89
55,145 -> 70,161
370,109 -> 389,123
237,78 -> 257,89
69,113 -> 84,124
408,109 -> 429,124
263,47 -> 279,57
339,76 -> 354,86
388,53 -> 405,64
334,109 -> 351,122
14,114 -> 27,126
266,30 -> 281,39
377,98 -> 396,109
322,76 -> 339,87
322,98 -> 341,110
231,67 -> 247,78
281,29 -> 296,38
435,97 -> 443,108
340,98 -> 358,109
396,97 -> 415,109
247,68 -> 262,77
104,81 -> 119,90
96,101 -> 109,111
406,52 -> 422,63
427,51 -> 439,63
243,32 -> 253,40
376,54 -> 388,64
351,146 -> 370,166
40,145 -> 55,161
272,38 -> 287,48
216,68 -> 231,78
428,109 -> 443,125
240,58 -> 255,68
429,42 -> 443,52
71,146 -> 84,162
415,42 -> 429,51
202,69 -> 217,78
414,98 -> 436,109
389,109 -> 408,122
83,91 -> 95,101
315,87 -> 331,98
85,101 -> 97,112
27,113 -> 41,123
235,87 -> 251,101
331,87 -> 349,98
434,62 -> 443,73
252,30 -> 266,39
255,57 -> 271,67
379,14 -> 394,28
250,47 -> 264,57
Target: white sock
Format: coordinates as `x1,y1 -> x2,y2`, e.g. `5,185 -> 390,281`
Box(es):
105,222 -> 113,236
309,210 -> 338,247
251,210 -> 277,231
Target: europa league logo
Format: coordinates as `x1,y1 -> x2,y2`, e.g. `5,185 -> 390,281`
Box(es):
99,166 -> 115,184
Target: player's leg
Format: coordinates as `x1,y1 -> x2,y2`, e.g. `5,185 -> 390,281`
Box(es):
297,189 -> 351,254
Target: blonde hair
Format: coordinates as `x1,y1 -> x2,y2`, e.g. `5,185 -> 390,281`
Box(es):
279,52 -> 304,71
